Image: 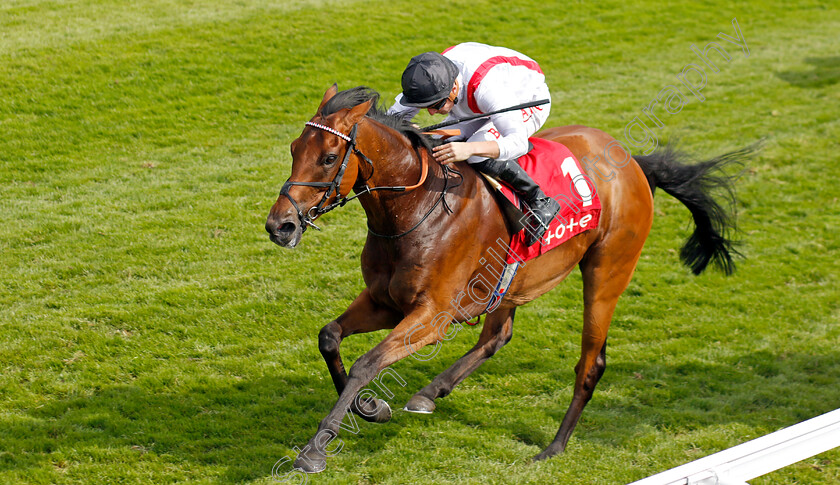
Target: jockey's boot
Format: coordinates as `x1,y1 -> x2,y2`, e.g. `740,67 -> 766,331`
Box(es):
472,158 -> 561,246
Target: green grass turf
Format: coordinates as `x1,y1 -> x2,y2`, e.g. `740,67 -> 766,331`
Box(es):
1,0 -> 838,483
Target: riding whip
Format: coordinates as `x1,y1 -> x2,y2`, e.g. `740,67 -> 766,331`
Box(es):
420,99 -> 550,131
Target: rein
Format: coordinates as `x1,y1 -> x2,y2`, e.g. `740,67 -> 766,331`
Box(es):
367,154 -> 460,239
280,120 -> 451,237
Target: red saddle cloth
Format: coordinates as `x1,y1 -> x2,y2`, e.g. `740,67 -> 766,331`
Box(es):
499,137 -> 602,263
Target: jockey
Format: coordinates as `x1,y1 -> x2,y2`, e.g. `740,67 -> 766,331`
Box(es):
387,42 -> 561,246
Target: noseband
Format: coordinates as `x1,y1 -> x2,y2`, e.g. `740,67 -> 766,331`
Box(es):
279,120 -> 437,234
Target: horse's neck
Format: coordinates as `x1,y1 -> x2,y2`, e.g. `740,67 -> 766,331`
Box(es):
356,122 -> 445,235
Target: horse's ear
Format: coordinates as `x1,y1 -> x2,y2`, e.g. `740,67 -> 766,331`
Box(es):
347,98 -> 374,124
317,84 -> 339,115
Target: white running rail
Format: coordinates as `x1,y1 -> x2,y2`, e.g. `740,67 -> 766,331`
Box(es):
628,408 -> 840,485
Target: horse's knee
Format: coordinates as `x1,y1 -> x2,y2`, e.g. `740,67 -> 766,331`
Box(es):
595,351 -> 606,373
482,318 -> 514,358
582,354 -> 606,393
318,321 -> 341,357
485,332 -> 512,358
500,323 -> 513,347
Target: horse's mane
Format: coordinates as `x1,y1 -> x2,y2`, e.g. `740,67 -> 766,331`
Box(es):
320,86 -> 439,153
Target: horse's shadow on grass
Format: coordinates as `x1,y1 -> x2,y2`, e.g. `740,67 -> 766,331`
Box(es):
460,345 -> 840,452
776,56 -> 840,88
6,343 -> 838,482
1,371 -> 404,483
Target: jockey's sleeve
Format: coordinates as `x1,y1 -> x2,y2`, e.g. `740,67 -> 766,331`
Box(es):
473,68 -> 539,161
488,109 -> 530,161
386,93 -> 420,121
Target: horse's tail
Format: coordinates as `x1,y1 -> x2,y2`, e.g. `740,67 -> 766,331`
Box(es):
634,142 -> 757,276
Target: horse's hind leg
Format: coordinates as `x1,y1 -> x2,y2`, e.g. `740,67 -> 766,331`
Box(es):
404,307 -> 515,413
319,288 -> 402,423
534,244 -> 643,461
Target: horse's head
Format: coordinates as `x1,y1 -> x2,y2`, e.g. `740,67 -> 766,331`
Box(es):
266,85 -> 375,248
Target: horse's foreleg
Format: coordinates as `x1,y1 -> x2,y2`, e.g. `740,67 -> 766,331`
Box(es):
294,308 -> 442,474
534,248 -> 641,461
319,288 -> 402,423
404,307 -> 515,413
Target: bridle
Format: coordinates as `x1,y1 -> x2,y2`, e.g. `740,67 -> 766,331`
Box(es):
279,119 -> 447,237
279,122 -> 370,231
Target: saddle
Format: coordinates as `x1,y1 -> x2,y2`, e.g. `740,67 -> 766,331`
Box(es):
485,138 -> 602,263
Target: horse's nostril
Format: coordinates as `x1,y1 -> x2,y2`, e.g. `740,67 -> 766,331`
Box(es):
278,222 -> 296,234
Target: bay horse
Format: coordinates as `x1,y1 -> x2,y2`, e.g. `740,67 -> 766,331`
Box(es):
266,85 -> 747,473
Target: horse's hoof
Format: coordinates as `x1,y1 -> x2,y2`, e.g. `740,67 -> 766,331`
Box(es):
293,451 -> 326,474
371,398 -> 392,422
532,444 -> 564,462
352,397 -> 392,423
532,451 -> 550,462
403,395 -> 436,414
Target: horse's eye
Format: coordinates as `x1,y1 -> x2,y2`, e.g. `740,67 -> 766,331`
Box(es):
322,154 -> 338,166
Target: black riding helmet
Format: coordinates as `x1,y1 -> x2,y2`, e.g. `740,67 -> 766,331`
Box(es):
400,52 -> 458,107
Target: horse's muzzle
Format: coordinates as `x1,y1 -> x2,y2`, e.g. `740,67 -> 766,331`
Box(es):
266,215 -> 303,248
